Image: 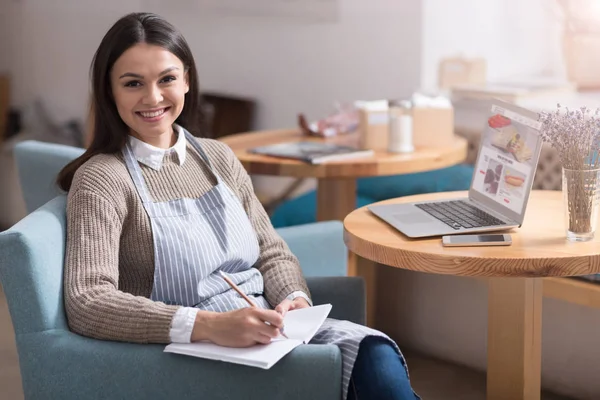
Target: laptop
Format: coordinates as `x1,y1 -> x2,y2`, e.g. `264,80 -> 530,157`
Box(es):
368,100 -> 543,238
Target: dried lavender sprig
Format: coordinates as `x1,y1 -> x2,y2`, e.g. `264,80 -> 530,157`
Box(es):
538,104 -> 600,170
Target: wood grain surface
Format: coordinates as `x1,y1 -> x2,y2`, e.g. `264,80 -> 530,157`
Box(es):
343,190 -> 600,277
219,129 -> 468,179
487,277 -> 542,400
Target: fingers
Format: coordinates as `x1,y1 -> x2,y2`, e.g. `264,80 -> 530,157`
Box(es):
241,308 -> 282,340
255,333 -> 275,345
291,297 -> 311,309
255,323 -> 280,341
254,308 -> 284,328
274,299 -> 293,317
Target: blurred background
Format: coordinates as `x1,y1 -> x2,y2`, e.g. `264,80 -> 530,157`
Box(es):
0,0 -> 594,229
3,2 -> 600,399
0,0 -> 569,136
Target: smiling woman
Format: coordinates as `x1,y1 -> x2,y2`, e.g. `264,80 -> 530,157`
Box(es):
111,45 -> 189,149
54,12 -> 420,400
57,13 -> 203,190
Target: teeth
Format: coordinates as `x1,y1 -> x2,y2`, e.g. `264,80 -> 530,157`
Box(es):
140,109 -> 166,118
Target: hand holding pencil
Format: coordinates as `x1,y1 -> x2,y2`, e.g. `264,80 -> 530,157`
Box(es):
191,278 -> 285,347
219,270 -> 288,339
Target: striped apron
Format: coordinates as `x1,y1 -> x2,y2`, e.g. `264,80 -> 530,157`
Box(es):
123,129 -> 417,400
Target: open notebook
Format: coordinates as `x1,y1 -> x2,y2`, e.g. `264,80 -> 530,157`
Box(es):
249,142 -> 374,164
164,304 -> 332,369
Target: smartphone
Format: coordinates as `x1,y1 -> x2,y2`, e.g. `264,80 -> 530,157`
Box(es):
441,234 -> 512,247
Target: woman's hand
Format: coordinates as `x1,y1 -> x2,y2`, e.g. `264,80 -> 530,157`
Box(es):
191,308 -> 284,347
274,297 -> 310,317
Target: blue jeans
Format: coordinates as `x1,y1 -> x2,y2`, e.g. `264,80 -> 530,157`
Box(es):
348,336 -> 419,400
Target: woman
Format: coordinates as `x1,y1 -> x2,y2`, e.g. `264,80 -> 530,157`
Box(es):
58,12 -> 419,400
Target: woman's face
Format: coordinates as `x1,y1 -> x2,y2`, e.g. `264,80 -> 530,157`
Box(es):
110,43 -> 189,147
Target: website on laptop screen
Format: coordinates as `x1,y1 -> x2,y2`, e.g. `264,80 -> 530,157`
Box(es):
471,105 -> 542,214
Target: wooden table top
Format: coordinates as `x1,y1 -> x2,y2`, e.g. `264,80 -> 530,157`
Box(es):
343,190 -> 600,278
219,129 -> 468,179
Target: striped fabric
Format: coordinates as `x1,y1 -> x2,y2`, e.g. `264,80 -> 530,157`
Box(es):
123,133 -> 268,310
122,129 -> 414,399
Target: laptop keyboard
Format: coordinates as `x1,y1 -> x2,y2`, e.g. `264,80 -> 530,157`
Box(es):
415,200 -> 506,230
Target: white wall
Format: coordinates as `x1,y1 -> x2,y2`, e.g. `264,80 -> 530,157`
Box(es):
0,4 -> 12,73
421,0 -> 566,90
5,0 -> 567,124
160,1 -> 422,131
5,0 -> 422,131
6,0 -> 144,123
378,268 -> 600,399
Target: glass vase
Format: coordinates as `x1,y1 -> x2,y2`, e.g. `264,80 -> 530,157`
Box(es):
562,167 -> 600,242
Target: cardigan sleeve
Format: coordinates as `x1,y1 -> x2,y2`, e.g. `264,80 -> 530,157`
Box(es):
64,185 -> 181,344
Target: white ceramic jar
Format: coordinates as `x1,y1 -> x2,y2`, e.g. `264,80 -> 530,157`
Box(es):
387,99 -> 414,153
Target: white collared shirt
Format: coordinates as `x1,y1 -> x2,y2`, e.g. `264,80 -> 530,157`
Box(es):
127,125 -> 311,343
127,124 -> 187,171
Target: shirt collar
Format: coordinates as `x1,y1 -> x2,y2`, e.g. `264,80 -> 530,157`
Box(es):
127,124 -> 187,171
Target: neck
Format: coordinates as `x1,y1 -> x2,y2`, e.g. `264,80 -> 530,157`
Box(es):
131,127 -> 176,149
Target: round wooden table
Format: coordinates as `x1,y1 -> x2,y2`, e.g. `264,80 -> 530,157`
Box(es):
344,190 -> 600,400
219,129 -> 468,223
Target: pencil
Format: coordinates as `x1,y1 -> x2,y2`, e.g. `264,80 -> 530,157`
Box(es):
219,270 -> 288,338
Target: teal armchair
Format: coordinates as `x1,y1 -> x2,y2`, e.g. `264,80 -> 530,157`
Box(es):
0,140 -> 362,399
0,196 -> 364,400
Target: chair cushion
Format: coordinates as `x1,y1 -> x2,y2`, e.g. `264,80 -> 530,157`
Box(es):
270,190 -> 375,228
356,164 -> 474,202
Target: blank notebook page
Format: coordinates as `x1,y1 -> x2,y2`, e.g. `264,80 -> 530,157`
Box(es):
164,304 -> 332,369
281,304 -> 332,342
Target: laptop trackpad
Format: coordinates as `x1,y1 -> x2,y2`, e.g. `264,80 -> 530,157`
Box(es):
394,212 -> 433,224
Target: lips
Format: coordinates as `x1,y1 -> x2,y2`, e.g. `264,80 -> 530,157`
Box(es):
136,107 -> 170,120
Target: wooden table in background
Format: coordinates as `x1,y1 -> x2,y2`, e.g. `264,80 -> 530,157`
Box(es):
344,190 -> 600,400
220,129 -> 468,282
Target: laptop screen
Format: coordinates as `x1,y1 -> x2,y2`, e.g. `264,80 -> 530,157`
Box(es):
470,103 -> 543,217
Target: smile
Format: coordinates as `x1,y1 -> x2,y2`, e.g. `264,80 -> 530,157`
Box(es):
136,107 -> 170,120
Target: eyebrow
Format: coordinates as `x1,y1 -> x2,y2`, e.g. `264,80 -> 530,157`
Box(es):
119,66 -> 179,79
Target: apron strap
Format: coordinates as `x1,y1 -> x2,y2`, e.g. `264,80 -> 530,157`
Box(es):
183,129 -> 223,184
122,142 -> 153,204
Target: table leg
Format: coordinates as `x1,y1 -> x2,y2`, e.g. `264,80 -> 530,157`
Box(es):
487,278 -> 542,400
350,253 -> 378,327
316,177 -> 357,275
316,178 -> 357,222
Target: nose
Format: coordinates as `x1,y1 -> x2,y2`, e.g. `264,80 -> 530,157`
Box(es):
142,84 -> 163,105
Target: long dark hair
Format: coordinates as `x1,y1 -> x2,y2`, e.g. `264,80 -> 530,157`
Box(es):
57,12 -> 203,191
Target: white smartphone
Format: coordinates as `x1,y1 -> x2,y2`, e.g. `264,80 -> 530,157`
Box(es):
441,234 -> 512,247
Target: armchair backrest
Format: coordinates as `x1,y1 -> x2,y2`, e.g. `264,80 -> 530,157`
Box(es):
13,140 -> 84,213
0,196 -> 69,334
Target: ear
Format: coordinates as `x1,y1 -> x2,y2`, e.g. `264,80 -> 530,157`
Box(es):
184,70 -> 190,94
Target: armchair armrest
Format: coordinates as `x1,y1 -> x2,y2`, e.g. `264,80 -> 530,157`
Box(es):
276,221 -> 347,277
14,276 -> 363,400
306,276 -> 366,325
18,330 -> 342,400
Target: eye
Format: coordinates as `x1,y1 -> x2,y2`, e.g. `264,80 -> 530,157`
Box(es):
160,75 -> 176,84
124,80 -> 142,88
